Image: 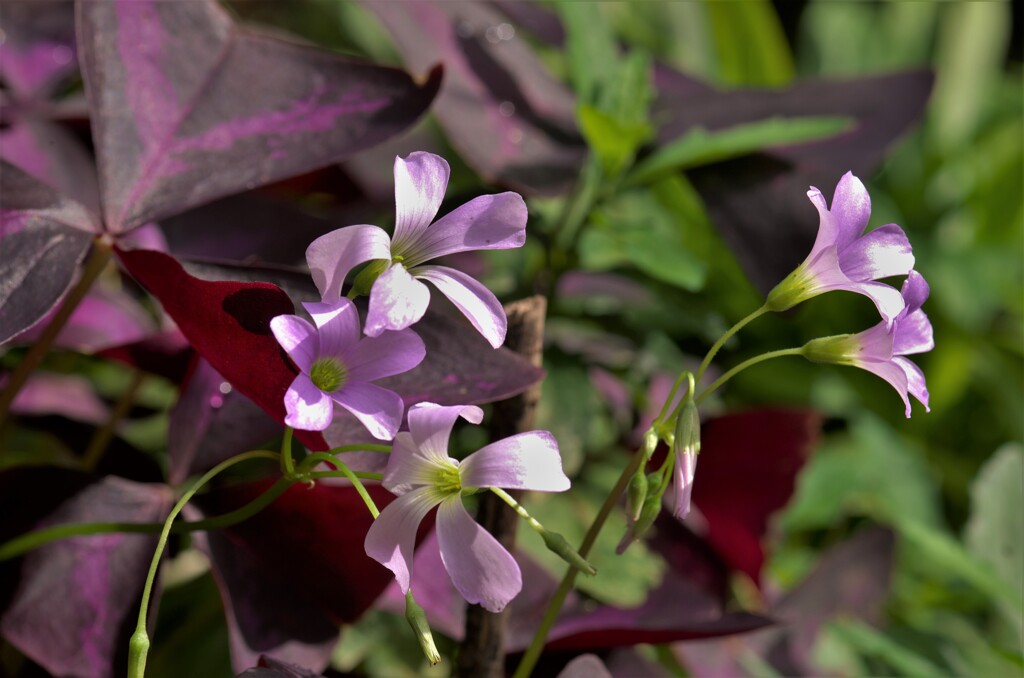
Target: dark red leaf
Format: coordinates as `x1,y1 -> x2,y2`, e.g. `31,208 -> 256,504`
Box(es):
114,246 -> 329,452
692,409 -> 823,584
196,481 -> 401,673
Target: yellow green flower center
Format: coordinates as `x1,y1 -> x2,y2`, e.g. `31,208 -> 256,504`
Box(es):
309,357 -> 347,392
434,464 -> 462,496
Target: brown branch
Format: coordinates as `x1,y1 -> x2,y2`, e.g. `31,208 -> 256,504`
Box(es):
455,296 -> 547,678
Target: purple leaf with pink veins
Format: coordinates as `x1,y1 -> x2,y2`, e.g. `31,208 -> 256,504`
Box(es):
78,0 -> 442,233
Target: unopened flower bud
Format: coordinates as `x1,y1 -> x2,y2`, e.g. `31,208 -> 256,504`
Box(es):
542,529 -> 597,576
671,399 -> 700,519
616,470 -> 666,554
625,468 -> 648,523
405,592 -> 441,666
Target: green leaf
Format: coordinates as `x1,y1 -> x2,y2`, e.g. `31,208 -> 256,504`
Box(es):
557,0 -> 619,105
578,190 -> 707,291
965,443 -> 1024,634
827,619 -> 951,678
706,0 -> 793,86
578,105 -> 651,178
626,116 -> 854,187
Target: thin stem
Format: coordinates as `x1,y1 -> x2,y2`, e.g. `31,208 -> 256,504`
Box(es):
512,445 -> 648,678
81,369 -> 146,471
327,443 -> 392,455
654,371 -> 691,426
0,466 -> 292,563
295,451 -> 383,479
281,427 -> 295,478
693,304 -> 769,386
695,347 -> 804,406
489,487 -> 544,535
0,238 -> 114,426
309,468 -> 380,518
129,449 -> 277,678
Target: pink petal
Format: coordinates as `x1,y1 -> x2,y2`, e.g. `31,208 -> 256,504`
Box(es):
283,373 -> 333,431
407,403 -> 484,464
383,431 -> 451,495
270,315 -> 318,373
838,224 -> 915,282
404,192 -> 527,265
345,328 -> 426,383
393,152 -> 449,245
806,186 -> 840,254
829,171 -> 872,250
333,382 -> 406,440
671,452 -> 698,520
365,263 -> 431,336
364,486 -> 445,594
900,270 -> 930,314
436,497 -> 522,612
414,265 -> 507,348
302,299 -> 360,359
853,322 -> 895,361
854,358 -> 912,418
842,281 -> 907,329
893,308 -> 933,356
306,225 -> 392,303
459,431 -> 569,492
895,356 -> 930,413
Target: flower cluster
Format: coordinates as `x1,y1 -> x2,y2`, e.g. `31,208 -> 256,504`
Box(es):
768,172 -> 933,415
271,152 -> 573,617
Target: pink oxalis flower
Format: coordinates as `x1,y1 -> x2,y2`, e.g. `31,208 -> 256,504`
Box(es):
270,299 -> 425,438
767,171 -> 915,327
365,403 -> 569,612
803,270 -> 933,417
306,152 -> 528,348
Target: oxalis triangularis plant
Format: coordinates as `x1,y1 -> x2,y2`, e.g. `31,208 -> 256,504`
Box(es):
0,1 -> 938,677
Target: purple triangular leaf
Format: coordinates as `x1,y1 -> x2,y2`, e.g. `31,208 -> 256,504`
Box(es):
653,67 -> 934,292
0,474 -> 172,678
0,0 -> 78,100
0,120 -> 100,210
78,0 -> 442,232
363,0 -> 584,195
237,656 -> 324,678
0,160 -> 99,344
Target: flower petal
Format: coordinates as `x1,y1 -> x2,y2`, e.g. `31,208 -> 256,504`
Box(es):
893,308 -> 933,356
407,402 -> 484,464
460,431 -> 569,492
806,185 -> 841,253
365,263 -> 431,336
853,321 -> 895,362
403,192 -> 527,265
393,152 -> 449,246
383,431 -> 450,494
414,265 -> 507,348
895,356 -> 930,413
838,224 -> 915,282
671,451 -> 698,520
283,373 -> 333,431
345,328 -> 426,383
829,171 -> 872,250
854,358 -> 912,418
270,315 -> 318,373
900,270 -> 930,314
843,281 -> 907,329
306,225 -> 392,303
333,382 -> 406,440
302,299 -> 360,359
436,497 -> 522,612
364,486 -> 445,594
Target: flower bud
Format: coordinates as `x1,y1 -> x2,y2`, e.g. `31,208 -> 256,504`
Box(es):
625,468 -> 648,523
405,592 -> 441,666
542,529 -> 597,576
671,399 -> 700,519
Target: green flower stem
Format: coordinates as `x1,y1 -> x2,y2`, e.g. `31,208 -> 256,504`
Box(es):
0,237 -> 114,427
512,444 -> 648,678
0,468 -> 297,564
654,371 -> 692,427
695,347 -> 805,406
328,443 -> 392,454
295,451 -> 383,478
308,469 -> 381,518
694,304 -> 769,387
281,427 -> 296,478
81,369 -> 146,472
489,487 -> 545,535
129,450 -> 278,678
